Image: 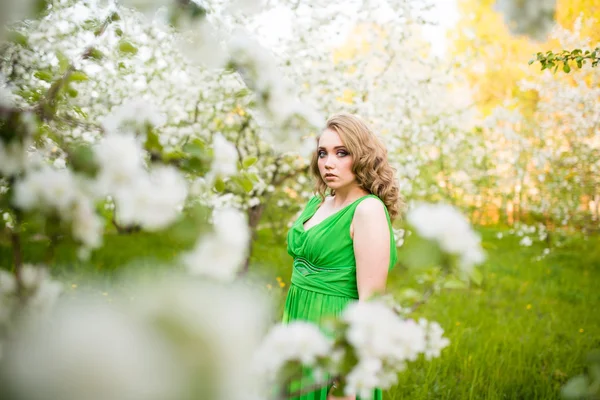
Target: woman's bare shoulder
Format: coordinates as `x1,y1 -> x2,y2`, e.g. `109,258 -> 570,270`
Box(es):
355,197 -> 386,219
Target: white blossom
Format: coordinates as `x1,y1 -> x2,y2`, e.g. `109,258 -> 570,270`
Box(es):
3,301 -> 183,400
0,139 -> 30,177
71,197 -> 104,249
210,133 -> 238,179
13,165 -> 79,213
419,319 -> 451,360
340,300 -> 449,396
0,73 -> 16,107
115,165 -> 188,230
407,203 -> 486,272
254,321 -> 332,379
182,207 -> 249,281
94,133 -> 146,196
101,100 -> 166,135
345,358 -> 382,399
520,236 -> 533,247
131,279 -> 269,400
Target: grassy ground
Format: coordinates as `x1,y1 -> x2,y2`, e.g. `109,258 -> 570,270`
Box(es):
252,227 -> 600,400
1,226 -> 599,399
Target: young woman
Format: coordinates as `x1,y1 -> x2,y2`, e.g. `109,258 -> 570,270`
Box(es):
283,113 -> 402,400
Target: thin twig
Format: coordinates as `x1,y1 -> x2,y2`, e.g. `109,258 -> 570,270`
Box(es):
36,13 -> 115,121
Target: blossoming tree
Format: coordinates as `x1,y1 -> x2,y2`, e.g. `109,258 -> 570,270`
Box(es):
0,0 -> 489,399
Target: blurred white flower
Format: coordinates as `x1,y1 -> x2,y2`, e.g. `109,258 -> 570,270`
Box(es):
344,301 -> 426,362
132,279 -> 269,400
94,133 -> 146,196
345,358 -> 382,399
419,319 -> 451,360
0,139 -> 30,177
393,228 -> 405,247
254,321 -> 332,380
340,300 -> 448,396
2,265 -> 63,318
228,0 -> 264,15
13,165 -> 78,213
407,203 -> 485,272
210,133 -> 238,179
179,20 -> 228,69
0,73 -> 16,107
182,207 -> 249,281
53,158 -> 66,169
71,198 -> 104,249
3,300 -> 183,400
520,236 -> 533,247
0,270 -> 16,323
101,100 -> 166,134
115,165 -> 188,230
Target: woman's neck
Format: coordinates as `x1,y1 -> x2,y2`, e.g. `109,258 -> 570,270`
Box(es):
331,186 -> 369,209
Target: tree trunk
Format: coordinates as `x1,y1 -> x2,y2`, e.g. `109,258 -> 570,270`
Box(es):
240,203 -> 266,275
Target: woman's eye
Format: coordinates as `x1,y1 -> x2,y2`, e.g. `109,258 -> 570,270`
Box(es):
318,151 -> 326,158
337,151 -> 348,157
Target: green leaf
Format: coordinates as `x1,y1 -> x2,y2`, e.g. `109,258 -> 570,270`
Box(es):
214,177 -> 226,193
118,40 -> 138,55
183,139 -> 207,158
68,144 -> 99,177
69,71 -> 89,82
242,156 -> 258,169
247,172 -> 259,183
563,62 -> 571,73
57,51 -> 70,73
443,279 -> 468,290
236,176 -> 254,193
73,106 -> 88,118
469,268 -> 483,286
34,70 -> 53,83
87,48 -> 105,61
66,86 -> 78,98
145,129 -> 163,153
180,157 -> 207,174
561,375 -> 590,399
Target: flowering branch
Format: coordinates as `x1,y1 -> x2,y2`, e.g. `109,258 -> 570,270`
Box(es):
529,47 -> 600,73
37,11 -> 118,121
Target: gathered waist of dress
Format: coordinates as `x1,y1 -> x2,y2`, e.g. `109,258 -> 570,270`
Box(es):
291,258 -> 358,299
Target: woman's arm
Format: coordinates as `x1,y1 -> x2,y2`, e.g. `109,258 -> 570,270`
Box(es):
353,198 -> 391,300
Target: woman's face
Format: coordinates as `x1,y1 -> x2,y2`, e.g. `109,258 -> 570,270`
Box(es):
317,129 -> 356,191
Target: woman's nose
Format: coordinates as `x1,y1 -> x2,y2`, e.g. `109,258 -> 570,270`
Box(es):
324,157 -> 334,169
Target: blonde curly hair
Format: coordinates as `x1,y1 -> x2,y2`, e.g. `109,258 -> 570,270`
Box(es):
310,112 -> 404,220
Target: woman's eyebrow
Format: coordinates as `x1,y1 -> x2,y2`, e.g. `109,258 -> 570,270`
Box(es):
317,146 -> 347,150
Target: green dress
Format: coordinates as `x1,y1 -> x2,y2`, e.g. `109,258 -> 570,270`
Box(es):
283,194 -> 398,400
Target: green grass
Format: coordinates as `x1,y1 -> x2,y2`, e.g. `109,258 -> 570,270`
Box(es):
1,226 -> 599,399
385,229 -> 600,400
252,227 -> 600,400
